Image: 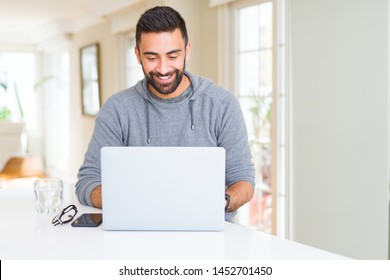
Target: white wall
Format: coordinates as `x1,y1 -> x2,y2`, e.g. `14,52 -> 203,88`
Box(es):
290,0 -> 388,259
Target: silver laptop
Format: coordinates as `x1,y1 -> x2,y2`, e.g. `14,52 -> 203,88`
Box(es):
101,147 -> 225,231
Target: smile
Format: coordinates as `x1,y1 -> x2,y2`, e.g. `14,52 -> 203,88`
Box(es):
158,75 -> 172,80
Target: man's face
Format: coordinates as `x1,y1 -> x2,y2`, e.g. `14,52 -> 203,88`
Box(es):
135,28 -> 190,98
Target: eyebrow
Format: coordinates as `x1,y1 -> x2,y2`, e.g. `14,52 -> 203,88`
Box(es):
143,49 -> 182,56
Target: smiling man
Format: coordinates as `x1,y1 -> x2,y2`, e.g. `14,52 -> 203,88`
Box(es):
137,29 -> 190,97
76,6 -> 255,222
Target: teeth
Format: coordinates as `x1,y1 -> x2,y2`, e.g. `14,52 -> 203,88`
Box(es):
159,75 -> 170,80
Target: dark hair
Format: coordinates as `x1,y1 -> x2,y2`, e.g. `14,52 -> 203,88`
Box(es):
135,6 -> 188,49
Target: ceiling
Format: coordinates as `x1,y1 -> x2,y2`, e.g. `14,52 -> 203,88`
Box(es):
0,0 -> 141,45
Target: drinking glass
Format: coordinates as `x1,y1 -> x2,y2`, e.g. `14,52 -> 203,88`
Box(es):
34,178 -> 63,214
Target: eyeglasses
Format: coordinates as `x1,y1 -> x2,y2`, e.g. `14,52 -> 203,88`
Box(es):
52,204 -> 78,226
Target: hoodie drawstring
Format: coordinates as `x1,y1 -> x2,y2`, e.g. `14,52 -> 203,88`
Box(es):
190,100 -> 195,130
146,101 -> 151,144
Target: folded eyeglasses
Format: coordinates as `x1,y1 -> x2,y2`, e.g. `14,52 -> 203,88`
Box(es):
52,204 -> 78,226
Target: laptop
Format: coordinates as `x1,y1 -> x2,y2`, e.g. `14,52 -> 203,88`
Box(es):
101,147 -> 225,231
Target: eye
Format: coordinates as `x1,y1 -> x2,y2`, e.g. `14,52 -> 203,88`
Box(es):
146,56 -> 157,61
169,55 -> 178,60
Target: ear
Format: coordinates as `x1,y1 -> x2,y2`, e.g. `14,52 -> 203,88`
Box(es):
185,41 -> 191,61
135,46 -> 141,64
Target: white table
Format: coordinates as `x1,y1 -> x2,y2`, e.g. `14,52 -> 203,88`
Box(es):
0,184 -> 347,260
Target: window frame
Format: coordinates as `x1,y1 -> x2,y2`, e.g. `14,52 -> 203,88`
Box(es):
228,0 -> 287,236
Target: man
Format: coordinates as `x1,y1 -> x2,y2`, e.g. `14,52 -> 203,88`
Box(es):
76,6 -> 255,222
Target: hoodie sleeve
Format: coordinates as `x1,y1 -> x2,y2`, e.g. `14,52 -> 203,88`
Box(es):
75,97 -> 124,206
217,94 -> 256,188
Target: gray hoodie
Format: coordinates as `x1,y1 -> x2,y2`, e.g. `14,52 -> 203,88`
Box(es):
76,71 -> 255,221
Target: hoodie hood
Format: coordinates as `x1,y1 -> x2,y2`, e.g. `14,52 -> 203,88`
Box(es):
134,71 -> 213,144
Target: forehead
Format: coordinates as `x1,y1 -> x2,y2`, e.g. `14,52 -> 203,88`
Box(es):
138,29 -> 185,52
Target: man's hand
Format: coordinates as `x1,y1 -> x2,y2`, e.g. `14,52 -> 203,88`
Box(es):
91,185 -> 102,209
225,181 -> 254,212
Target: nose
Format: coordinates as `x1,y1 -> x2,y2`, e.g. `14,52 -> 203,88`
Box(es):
156,57 -> 169,74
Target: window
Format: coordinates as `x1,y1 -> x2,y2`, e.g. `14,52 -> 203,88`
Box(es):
232,0 -> 275,233
0,52 -> 37,156
124,33 -> 144,88
0,52 -> 36,128
0,49 -> 72,181
42,51 -> 71,178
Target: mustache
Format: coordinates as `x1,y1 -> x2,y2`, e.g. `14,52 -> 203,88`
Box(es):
149,70 -> 177,77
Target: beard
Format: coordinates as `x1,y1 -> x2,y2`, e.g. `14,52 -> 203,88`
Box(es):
142,61 -> 186,96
